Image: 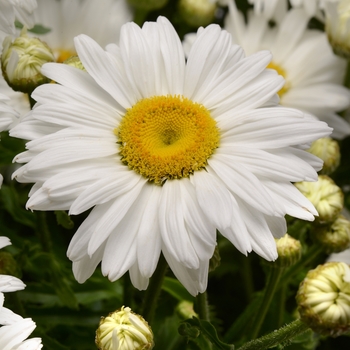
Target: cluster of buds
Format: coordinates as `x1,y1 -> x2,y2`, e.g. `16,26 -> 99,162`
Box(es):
307,137 -> 340,175
297,262 -> 350,337
311,215 -> 350,254
273,234 -> 302,268
325,0 -> 350,59
96,306 -> 154,350
295,175 -> 343,225
179,0 -> 217,27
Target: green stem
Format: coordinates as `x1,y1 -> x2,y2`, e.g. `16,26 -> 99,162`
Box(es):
224,295 -> 262,343
7,292 -> 26,317
196,291 -> 210,321
36,211 -> 53,253
123,273 -> 132,307
279,245 -> 323,286
277,284 -> 287,328
237,319 -> 309,350
343,60 -> 350,89
141,254 -> 168,324
240,254 -> 254,302
250,267 -> 284,339
28,91 -> 36,109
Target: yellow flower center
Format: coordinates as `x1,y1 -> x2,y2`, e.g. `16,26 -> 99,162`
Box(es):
56,49 -> 76,63
267,62 -> 290,97
117,95 -> 219,184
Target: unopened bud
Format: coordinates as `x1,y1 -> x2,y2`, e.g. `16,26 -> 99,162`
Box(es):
311,215 -> 350,254
1,28 -> 55,93
96,306 -> 154,350
63,55 -> 86,71
307,137 -> 340,175
295,175 -> 343,224
273,234 -> 302,268
296,262 -> 350,337
127,0 -> 168,11
179,0 -> 217,27
325,0 -> 350,59
176,301 -> 198,320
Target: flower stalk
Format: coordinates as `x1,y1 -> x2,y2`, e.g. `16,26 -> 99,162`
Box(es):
238,319 -> 309,350
141,254 -> 168,324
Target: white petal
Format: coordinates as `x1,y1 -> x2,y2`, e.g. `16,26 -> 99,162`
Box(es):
159,180 -> 199,269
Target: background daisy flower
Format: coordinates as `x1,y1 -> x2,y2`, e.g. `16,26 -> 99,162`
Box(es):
0,0 -> 37,35
225,2 -> 350,139
0,236 -> 42,350
12,17 -> 330,296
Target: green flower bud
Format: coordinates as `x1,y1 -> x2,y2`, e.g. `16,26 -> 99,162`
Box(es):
311,215 -> 350,254
127,0 -> 168,11
63,55 -> 86,71
295,175 -> 344,224
325,0 -> 350,59
1,28 -> 55,94
273,234 -> 302,268
179,0 -> 217,27
307,137 -> 340,175
296,262 -> 350,337
96,306 -> 154,350
176,300 -> 198,320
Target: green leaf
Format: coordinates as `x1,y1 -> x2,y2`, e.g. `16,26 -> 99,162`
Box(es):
180,318 -> 235,350
1,184 -> 36,228
55,211 -> 74,229
38,332 -> 70,350
49,257 -> 79,310
15,20 -> 51,34
162,277 -> 194,302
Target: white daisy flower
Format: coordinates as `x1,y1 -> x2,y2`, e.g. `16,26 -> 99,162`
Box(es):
225,3 -> 350,139
324,0 -> 350,59
33,0 -> 133,63
248,0 -> 326,19
0,93 -> 19,131
0,0 -> 133,123
12,17 -> 331,295
0,0 -> 37,35
0,90 -> 21,187
0,237 -> 42,350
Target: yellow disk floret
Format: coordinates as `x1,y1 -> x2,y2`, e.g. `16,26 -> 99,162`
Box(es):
117,95 -> 219,184
56,49 -> 76,63
267,62 -> 290,97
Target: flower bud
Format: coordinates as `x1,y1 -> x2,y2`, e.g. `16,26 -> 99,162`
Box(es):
307,137 -> 340,175
273,234 -> 302,268
325,0 -> 350,59
296,262 -> 350,337
96,306 -> 154,350
311,215 -> 350,254
127,0 -> 168,11
63,55 -> 86,71
176,301 -> 198,320
179,0 -> 217,27
295,175 -> 343,224
1,28 -> 55,94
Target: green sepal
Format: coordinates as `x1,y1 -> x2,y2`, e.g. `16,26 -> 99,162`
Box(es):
55,210 -> 74,229
15,20 -> 51,34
